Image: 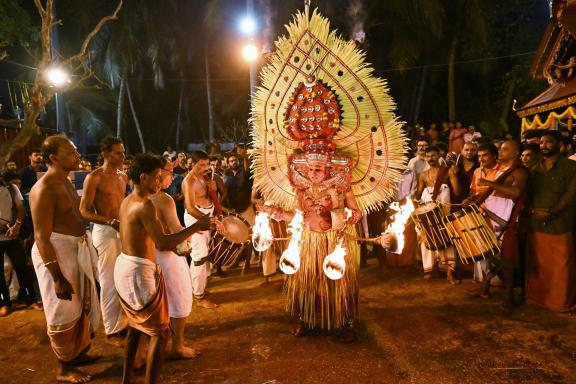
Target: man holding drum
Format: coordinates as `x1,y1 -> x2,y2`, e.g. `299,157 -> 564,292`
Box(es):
467,140 -> 528,311
182,151 -> 219,309
415,146 -> 460,284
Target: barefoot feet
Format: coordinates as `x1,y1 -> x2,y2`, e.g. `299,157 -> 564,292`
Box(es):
195,298 -> 218,309
170,346 -> 201,360
56,367 -> 92,383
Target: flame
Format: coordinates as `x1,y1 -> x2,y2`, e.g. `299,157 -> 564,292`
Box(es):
344,207 -> 353,221
252,211 -> 274,252
279,210 -> 304,275
323,239 -> 347,280
383,198 -> 415,254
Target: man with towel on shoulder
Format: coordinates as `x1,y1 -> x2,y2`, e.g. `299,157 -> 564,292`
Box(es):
30,135 -> 101,383
114,154 -> 221,384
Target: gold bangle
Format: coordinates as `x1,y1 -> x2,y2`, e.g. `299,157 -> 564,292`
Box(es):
44,260 -> 57,267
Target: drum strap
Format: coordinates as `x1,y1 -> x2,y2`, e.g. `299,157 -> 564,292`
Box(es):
431,166 -> 449,201
193,255 -> 210,266
483,208 -> 508,232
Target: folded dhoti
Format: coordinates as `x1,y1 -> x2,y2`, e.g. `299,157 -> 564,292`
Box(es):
32,232 -> 101,362
114,253 -> 169,336
92,223 -> 127,335
185,206 -> 214,299
184,205 -> 214,264
156,249 -> 192,318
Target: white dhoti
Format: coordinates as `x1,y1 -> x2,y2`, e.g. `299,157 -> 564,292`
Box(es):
32,232 -> 101,362
156,249 -> 192,318
114,253 -> 169,336
114,254 -> 157,310
420,185 -> 456,272
92,224 -> 127,335
184,205 -> 214,299
472,196 -> 514,282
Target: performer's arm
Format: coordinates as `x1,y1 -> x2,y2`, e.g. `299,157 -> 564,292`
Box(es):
477,168 -> 528,200
31,186 -> 74,300
344,190 -> 362,224
448,165 -> 461,197
140,200 -> 213,250
549,167 -> 576,217
215,175 -> 229,209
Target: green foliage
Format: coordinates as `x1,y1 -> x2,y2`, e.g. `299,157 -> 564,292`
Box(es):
0,0 -> 37,49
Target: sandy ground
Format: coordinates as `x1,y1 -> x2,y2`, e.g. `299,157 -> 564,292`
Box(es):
0,260 -> 575,384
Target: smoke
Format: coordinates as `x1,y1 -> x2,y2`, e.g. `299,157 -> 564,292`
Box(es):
258,0 -> 276,56
347,0 -> 366,44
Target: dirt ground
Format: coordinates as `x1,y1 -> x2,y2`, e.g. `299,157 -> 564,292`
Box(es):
0,259 -> 575,384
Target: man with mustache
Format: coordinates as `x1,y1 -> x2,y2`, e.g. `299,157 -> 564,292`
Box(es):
525,131 -> 576,312
182,151 -> 219,309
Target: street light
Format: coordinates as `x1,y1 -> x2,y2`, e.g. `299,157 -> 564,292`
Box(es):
242,42 -> 259,62
44,67 -> 70,88
239,15 -> 257,36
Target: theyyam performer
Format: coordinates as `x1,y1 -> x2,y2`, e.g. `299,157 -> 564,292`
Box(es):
252,3 -> 406,340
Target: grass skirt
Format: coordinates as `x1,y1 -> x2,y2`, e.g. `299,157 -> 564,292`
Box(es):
285,225 -> 360,330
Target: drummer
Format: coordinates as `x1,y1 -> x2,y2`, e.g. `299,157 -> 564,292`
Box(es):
182,151 -> 219,309
415,146 -> 460,284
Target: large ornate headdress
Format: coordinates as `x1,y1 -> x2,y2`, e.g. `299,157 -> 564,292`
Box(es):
251,5 -> 407,213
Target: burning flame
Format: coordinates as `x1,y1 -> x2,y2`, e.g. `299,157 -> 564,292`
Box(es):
323,239 -> 347,280
383,198 -> 415,254
252,211 -> 274,252
279,210 -> 304,275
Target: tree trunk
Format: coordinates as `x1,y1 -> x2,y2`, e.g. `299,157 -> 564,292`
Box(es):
448,36 -> 458,121
499,79 -> 516,133
176,80 -> 184,149
205,47 -> 214,142
0,81 -> 53,165
116,75 -> 125,138
413,67 -> 428,124
125,79 -> 145,152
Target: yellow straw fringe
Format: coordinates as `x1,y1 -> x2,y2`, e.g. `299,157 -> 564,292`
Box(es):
285,225 -> 360,330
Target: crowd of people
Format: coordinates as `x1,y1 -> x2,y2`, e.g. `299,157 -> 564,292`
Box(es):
0,121 -> 574,383
393,121 -> 576,314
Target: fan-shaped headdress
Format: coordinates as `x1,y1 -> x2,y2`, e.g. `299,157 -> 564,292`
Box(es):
251,5 -> 407,214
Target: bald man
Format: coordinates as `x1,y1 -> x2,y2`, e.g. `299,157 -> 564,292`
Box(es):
468,140 -> 528,311
30,135 -> 101,383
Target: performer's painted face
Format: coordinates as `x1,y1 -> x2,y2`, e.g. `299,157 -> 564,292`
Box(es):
307,163 -> 327,184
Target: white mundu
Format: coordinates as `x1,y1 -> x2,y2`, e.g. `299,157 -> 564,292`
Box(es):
184,205 -> 214,299
155,249 -> 192,318
92,224 -> 128,335
114,253 -> 157,311
419,184 -> 456,272
32,232 -> 101,359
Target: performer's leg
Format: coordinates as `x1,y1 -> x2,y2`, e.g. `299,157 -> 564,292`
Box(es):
421,244 -> 434,279
145,329 -> 169,384
170,316 -> 199,359
121,327 -> 141,384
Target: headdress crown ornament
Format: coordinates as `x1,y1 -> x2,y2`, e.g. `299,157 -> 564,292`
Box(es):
250,5 -> 408,213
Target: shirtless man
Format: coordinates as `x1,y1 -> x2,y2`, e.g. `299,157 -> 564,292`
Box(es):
416,146 -> 460,283
150,159 -> 198,359
182,151 -> 219,308
30,135 -> 101,383
80,137 -> 128,342
114,154 -> 218,384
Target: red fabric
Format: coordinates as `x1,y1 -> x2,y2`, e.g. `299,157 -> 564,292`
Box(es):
526,231 -> 576,312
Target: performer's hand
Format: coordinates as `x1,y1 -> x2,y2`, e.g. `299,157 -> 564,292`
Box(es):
6,224 -> 20,239
346,209 -> 362,225
213,219 -> 225,234
54,276 -> 74,301
379,233 -> 395,250
193,215 -> 212,231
